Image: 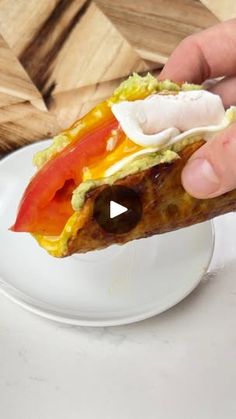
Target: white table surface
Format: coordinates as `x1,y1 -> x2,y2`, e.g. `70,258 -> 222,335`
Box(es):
1,214 -> 236,419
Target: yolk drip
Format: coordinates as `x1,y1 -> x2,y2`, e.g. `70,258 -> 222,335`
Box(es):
83,136 -> 142,181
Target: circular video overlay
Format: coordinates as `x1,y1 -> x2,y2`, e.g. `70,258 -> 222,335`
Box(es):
93,185 -> 142,234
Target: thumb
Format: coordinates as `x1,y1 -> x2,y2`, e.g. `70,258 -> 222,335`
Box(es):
181,123 -> 236,199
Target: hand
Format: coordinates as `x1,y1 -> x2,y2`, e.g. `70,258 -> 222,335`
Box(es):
159,19 -> 236,199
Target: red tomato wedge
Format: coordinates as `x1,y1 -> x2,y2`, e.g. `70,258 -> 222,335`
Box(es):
11,118 -> 119,236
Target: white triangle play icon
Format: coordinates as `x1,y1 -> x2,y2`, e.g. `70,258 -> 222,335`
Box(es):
110,200 -> 128,219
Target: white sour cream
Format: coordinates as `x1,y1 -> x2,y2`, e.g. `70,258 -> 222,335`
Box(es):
111,90 -> 227,148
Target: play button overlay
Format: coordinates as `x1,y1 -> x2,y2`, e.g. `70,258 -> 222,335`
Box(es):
94,185 -> 142,234
110,201 -> 128,218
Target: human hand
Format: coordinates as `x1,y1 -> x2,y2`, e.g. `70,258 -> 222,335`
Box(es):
159,19 -> 236,199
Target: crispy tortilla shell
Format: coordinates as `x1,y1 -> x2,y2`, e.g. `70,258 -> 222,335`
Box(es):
66,140 -> 236,255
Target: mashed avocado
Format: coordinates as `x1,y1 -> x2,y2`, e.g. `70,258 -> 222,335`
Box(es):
33,134 -> 70,169
108,73 -> 159,104
108,73 -> 202,105
71,149 -> 178,211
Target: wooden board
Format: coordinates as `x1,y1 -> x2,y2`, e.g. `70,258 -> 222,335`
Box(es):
0,0 -> 155,97
0,97 -> 60,152
0,0 -> 158,150
48,77 -> 126,129
0,34 -> 45,110
200,0 -> 236,21
95,0 -> 219,63
0,33 -> 59,151
0,0 -> 234,152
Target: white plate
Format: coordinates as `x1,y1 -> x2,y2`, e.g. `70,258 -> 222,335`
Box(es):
0,141 -> 214,326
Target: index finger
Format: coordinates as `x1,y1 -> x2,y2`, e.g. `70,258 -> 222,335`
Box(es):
159,19 -> 236,84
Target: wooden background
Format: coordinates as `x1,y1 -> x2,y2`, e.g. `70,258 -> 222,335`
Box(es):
0,0 -> 234,152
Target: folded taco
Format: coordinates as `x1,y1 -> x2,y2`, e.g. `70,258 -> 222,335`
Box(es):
11,73 -> 236,257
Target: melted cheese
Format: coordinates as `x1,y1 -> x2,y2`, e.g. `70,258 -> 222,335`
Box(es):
34,204 -> 92,257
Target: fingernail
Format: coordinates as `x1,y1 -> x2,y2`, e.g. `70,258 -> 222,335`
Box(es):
182,158 -> 220,197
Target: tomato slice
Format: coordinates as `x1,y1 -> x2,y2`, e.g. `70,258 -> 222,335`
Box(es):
11,118 -> 119,235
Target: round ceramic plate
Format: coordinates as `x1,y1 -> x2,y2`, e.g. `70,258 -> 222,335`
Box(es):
0,141 -> 214,326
